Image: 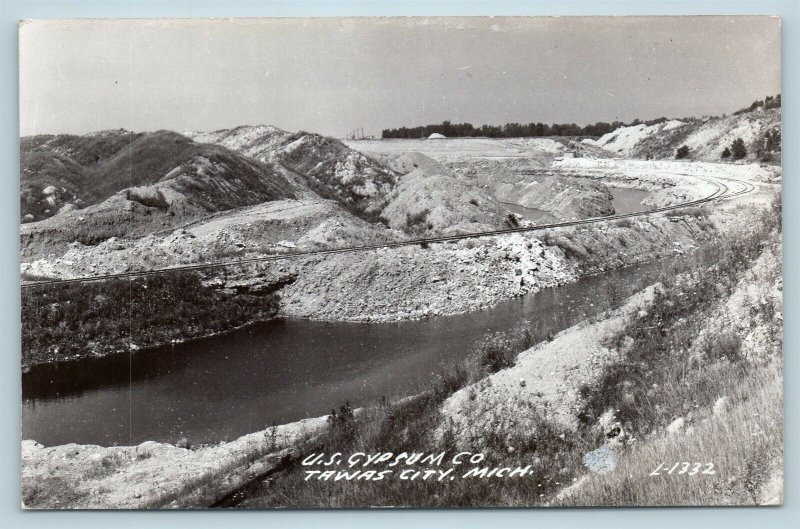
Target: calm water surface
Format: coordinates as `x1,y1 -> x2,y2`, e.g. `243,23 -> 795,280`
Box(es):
501,186 -> 653,223
23,251 -> 695,447
609,187 -> 653,215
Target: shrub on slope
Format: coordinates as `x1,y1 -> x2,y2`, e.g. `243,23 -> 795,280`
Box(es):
20,151 -> 88,222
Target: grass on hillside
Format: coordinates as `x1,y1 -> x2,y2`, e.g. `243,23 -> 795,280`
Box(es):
558,359 -> 782,506
561,200 -> 783,506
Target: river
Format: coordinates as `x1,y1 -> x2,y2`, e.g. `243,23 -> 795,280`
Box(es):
23,250 -> 696,447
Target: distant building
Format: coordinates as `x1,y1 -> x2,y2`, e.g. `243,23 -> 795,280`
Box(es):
563,151 -> 576,158
428,133 -> 446,140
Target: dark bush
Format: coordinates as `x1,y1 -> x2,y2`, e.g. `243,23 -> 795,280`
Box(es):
704,331 -> 742,361
764,130 -> 781,152
326,402 -> 357,444
731,138 -> 747,160
675,145 -> 690,159
764,94 -> 781,109
126,188 -> 169,209
406,208 -> 431,229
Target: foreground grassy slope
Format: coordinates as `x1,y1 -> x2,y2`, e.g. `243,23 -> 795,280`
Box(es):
561,212 -> 782,506
558,359 -> 782,506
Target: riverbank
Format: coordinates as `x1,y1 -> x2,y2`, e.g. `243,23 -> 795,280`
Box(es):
22,414 -> 330,509
21,193 -> 722,370
21,272 -> 280,369
21,160 -> 764,369
553,228 -> 783,506
273,163 -> 776,323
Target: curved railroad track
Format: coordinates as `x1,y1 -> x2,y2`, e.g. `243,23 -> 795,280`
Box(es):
21,174 -> 757,288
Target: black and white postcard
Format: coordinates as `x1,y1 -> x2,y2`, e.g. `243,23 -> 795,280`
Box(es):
19,16 -> 782,509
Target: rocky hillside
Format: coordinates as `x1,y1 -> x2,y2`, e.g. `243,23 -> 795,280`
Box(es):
190,127 -> 513,234
22,199 -> 401,279
185,125 -> 293,161
20,130 -> 296,224
22,130 -> 192,222
276,132 -> 397,221
189,126 -> 399,223
584,107 -> 781,162
378,152 -> 510,234
20,132 -> 297,260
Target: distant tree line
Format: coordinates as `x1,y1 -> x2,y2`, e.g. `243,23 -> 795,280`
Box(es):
382,93 -> 782,139
382,117 -> 675,139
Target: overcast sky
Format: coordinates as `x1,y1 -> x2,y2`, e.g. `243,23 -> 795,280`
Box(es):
19,16 -> 781,138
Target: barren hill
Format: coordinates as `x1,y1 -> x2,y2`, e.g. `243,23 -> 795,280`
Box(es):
377,152 -> 510,234
584,107 -> 781,162
185,125 -> 293,162
20,130 -> 295,224
189,126 -> 399,223
20,132 -> 297,260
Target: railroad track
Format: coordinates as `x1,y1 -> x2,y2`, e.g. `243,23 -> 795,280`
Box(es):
21,174 -> 756,289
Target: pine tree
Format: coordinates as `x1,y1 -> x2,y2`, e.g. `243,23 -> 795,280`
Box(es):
731,138 -> 747,160
765,130 -> 781,152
